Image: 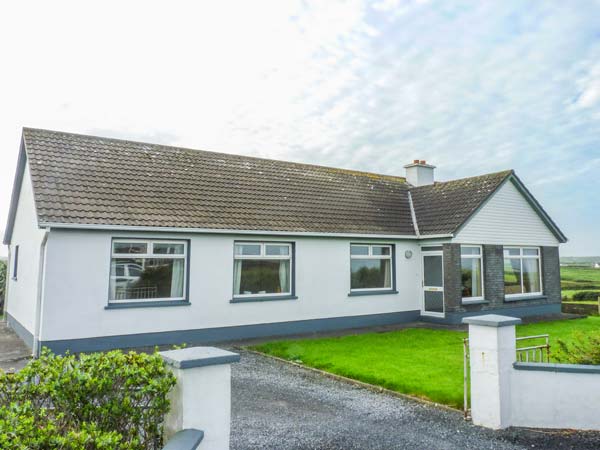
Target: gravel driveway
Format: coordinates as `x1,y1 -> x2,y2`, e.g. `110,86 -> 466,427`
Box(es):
230,349 -> 600,450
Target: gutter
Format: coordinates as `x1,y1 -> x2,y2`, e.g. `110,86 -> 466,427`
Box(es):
38,222 -> 453,241
407,191 -> 420,238
32,228 -> 49,357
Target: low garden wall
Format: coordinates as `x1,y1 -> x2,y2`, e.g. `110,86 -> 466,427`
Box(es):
562,302 -> 599,316
464,314 -> 600,431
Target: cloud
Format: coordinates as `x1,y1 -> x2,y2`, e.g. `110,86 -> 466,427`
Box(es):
0,0 -> 599,255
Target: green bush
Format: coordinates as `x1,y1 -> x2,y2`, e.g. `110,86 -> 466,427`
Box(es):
572,291 -> 600,301
0,348 -> 176,449
554,331 -> 600,365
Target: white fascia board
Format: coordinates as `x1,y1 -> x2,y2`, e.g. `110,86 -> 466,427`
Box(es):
39,222 -> 453,240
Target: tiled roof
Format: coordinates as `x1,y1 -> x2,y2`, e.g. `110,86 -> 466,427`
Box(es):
410,170 -> 513,236
22,128 -> 416,235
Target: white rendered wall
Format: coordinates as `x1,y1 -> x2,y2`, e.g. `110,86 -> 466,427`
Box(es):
453,180 -> 559,246
467,316 -> 600,431
40,230 -> 422,341
510,368 -> 600,430
5,161 -> 45,334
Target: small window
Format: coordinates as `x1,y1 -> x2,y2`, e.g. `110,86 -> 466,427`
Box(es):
350,244 -> 394,291
461,245 -> 484,302
109,240 -> 187,303
503,247 -> 542,297
233,242 -> 292,297
12,245 -> 19,280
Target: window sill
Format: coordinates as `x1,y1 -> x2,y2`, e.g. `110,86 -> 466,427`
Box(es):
105,300 -> 191,310
348,290 -> 398,297
461,299 -> 489,305
504,295 -> 547,303
230,295 -> 298,303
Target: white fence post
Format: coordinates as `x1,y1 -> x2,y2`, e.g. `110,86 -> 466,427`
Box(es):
463,314 -> 521,430
160,347 -> 240,450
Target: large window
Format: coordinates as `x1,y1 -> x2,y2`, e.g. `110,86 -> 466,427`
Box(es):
503,247 -> 542,297
461,245 -> 484,301
109,240 -> 187,302
233,242 -> 292,298
350,244 -> 393,291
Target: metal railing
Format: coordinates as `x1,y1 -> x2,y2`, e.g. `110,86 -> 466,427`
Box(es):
516,334 -> 550,363
463,333 -> 551,418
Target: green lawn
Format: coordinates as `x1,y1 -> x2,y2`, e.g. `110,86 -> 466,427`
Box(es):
252,317 -> 600,409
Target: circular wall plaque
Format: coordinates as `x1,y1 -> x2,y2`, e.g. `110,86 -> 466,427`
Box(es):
405,250 -> 413,259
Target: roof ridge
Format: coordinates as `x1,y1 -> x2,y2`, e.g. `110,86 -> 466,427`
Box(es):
22,127 -> 407,184
409,169 -> 513,190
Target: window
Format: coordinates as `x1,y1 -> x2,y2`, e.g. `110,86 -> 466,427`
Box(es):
11,245 -> 19,280
109,240 -> 187,302
503,247 -> 542,297
461,245 -> 483,301
350,244 -> 393,291
233,242 -> 292,298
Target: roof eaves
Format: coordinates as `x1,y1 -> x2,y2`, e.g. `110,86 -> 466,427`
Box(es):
508,173 -> 568,243
3,136 -> 28,245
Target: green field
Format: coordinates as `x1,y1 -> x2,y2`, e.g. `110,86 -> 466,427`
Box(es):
252,317 -> 600,408
561,265 -> 600,299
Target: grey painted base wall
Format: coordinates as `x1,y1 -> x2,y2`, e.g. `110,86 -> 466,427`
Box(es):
6,313 -> 34,349
420,303 -> 562,325
40,310 -> 421,354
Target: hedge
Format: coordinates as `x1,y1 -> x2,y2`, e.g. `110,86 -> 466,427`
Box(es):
572,291 -> 600,301
0,348 -> 176,449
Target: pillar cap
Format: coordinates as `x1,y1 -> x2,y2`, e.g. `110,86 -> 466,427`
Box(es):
462,314 -> 522,327
160,346 -> 240,369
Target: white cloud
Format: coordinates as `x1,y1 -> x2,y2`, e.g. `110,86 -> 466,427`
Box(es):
0,0 -> 599,255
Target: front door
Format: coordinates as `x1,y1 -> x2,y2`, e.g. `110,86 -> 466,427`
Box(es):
422,251 -> 444,316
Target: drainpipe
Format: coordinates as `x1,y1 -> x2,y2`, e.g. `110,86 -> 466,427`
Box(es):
32,228 -> 49,357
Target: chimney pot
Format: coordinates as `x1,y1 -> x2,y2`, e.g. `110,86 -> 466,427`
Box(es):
420,160 -> 426,164
413,159 -> 419,164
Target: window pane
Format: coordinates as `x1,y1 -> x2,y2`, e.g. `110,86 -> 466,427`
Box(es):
523,258 -> 541,293
461,246 -> 480,256
109,258 -> 184,300
265,244 -> 290,256
461,257 -> 482,298
372,246 -> 391,256
523,248 -> 539,256
423,255 -> 443,287
113,242 -> 147,254
504,258 -> 522,295
234,259 -> 290,295
350,245 -> 369,256
351,259 -> 391,289
424,291 -> 444,313
153,243 -> 185,255
235,244 -> 261,256
504,248 -> 520,257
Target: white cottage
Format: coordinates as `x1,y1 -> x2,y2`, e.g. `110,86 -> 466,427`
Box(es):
3,128 -> 567,354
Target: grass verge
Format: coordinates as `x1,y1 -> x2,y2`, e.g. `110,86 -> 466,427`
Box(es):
251,317 -> 600,409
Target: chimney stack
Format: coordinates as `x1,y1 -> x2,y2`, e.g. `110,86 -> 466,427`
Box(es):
404,160 -> 436,187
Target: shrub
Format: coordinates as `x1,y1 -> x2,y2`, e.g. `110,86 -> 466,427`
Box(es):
554,331 -> 600,365
571,291 -> 600,301
0,348 -> 176,449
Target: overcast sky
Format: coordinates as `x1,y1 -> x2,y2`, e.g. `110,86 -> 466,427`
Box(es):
1,0 -> 599,256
